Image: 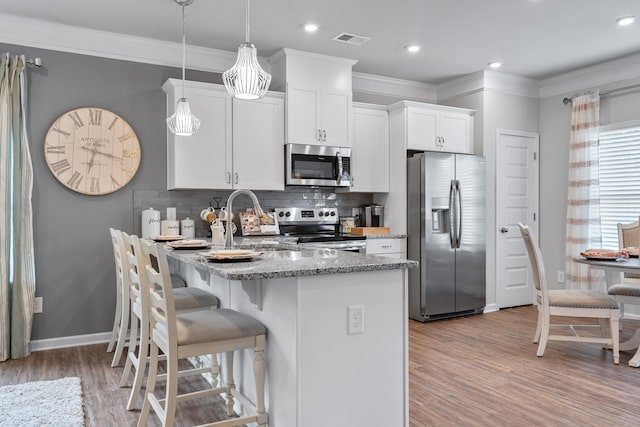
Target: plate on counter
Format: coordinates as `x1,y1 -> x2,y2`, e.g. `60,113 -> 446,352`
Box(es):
168,239 -> 210,250
153,235 -> 184,242
199,249 -> 263,262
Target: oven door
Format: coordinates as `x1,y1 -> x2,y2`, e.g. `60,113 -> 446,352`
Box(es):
286,143 -> 351,187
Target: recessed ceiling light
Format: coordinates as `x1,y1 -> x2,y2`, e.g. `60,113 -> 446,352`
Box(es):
406,45 -> 421,53
616,16 -> 636,26
303,23 -> 319,32
488,61 -> 502,69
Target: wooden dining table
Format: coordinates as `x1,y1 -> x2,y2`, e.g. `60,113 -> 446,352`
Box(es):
575,256 -> 640,367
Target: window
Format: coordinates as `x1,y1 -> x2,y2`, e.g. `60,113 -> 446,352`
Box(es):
598,121 -> 640,249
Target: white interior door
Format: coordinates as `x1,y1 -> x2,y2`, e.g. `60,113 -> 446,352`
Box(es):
496,129 -> 539,308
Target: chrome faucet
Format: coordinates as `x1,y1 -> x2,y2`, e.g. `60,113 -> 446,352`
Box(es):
224,189 -> 265,249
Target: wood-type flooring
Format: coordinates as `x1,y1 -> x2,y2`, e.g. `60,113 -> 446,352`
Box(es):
2,305 -> 640,426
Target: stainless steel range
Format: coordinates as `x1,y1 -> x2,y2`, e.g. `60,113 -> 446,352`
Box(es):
274,207 -> 366,252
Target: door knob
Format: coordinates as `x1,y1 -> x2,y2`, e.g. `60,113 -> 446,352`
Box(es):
500,227 -> 509,233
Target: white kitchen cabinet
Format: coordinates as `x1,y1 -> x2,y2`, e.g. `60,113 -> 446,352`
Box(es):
232,94 -> 285,190
366,237 -> 406,258
349,103 -> 389,192
162,79 -> 284,190
404,103 -> 474,154
286,85 -> 352,147
270,48 -> 357,148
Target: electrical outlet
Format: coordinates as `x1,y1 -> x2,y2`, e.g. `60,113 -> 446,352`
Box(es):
33,297 -> 43,313
347,305 -> 364,335
557,271 -> 565,283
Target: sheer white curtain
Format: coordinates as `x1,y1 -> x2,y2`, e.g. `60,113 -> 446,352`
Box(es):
0,53 -> 36,360
565,91 -> 603,290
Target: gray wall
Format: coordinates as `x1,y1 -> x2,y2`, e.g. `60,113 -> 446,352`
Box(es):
1,42 -> 217,340
2,43 -> 373,341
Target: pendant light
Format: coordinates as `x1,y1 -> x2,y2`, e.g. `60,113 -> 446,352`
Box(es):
223,0 -> 272,100
167,0 -> 201,136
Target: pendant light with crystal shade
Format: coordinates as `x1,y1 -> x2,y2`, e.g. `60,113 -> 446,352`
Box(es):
167,0 -> 201,136
223,0 -> 272,99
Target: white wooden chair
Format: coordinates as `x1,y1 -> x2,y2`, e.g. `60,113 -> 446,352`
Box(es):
107,228 -> 131,367
118,231 -> 220,411
607,220 -> 640,327
135,236 -> 268,427
518,223 -> 620,364
107,228 -> 189,367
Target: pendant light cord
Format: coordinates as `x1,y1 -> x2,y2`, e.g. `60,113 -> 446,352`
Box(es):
245,0 -> 250,43
181,3 -> 186,97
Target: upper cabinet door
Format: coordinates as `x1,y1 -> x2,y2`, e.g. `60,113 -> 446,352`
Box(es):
163,80 -> 232,189
439,112 -> 471,154
407,108 -> 438,151
287,85 -> 321,145
232,93 -> 285,191
405,105 -> 473,154
286,84 -> 352,147
350,105 -> 389,192
321,89 -> 352,147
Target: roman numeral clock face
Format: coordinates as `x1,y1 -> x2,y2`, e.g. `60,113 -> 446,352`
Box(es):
44,107 -> 141,195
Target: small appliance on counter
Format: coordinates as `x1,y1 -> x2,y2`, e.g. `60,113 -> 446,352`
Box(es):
357,204 -> 384,227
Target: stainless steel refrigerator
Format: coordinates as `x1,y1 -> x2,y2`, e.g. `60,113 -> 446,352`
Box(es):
407,152 -> 486,322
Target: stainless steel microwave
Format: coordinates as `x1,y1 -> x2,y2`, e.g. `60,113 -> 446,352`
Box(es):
285,143 -> 353,187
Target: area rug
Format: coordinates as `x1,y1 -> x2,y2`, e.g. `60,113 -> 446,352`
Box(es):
0,377 -> 84,426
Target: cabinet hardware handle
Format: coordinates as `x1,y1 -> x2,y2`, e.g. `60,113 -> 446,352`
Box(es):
323,130 -> 327,141
226,172 -> 231,184
317,129 -> 322,141
234,172 -> 239,185
500,227 -> 509,233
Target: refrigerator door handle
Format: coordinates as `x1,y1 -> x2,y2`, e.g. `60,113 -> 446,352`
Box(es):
449,180 -> 456,249
456,180 -> 462,248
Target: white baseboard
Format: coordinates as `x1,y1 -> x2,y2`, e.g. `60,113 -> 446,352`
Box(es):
30,332 -> 111,352
483,303 -> 500,313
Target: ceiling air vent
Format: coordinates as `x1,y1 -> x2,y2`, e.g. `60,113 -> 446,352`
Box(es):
332,32 -> 371,46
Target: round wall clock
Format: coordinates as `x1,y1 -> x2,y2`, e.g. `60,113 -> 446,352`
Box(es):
44,107 -> 141,195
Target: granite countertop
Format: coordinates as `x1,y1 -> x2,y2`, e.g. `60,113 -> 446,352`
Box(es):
165,236 -> 417,281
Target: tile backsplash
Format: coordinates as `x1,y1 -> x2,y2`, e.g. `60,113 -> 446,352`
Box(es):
133,188 -> 373,237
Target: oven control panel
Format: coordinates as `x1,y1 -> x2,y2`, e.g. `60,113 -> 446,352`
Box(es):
274,207 -> 338,224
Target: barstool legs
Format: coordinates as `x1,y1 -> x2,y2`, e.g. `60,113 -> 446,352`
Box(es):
224,351 -> 236,417
254,335 -> 267,427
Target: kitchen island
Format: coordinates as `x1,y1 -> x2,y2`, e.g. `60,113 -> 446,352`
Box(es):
166,242 -> 417,427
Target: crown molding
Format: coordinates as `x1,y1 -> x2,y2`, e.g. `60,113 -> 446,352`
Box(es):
0,13 -> 269,74
352,72 -> 437,103
539,52 -> 640,98
437,70 -> 540,101
7,12 -> 638,103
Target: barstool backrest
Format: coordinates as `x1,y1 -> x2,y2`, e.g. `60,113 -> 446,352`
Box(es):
137,237 -> 178,351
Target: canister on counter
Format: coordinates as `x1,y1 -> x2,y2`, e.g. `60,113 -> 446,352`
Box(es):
339,216 -> 355,234
181,217 -> 195,239
141,207 -> 161,239
161,220 -> 180,236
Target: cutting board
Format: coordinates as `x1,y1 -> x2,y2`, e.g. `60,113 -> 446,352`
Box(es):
350,227 -> 391,236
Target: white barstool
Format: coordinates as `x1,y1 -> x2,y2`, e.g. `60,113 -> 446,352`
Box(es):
107,228 -> 191,367
117,230 -> 220,411
134,236 -> 268,427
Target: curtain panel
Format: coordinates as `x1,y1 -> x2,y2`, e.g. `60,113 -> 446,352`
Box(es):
565,92 -> 603,290
0,53 -> 36,360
